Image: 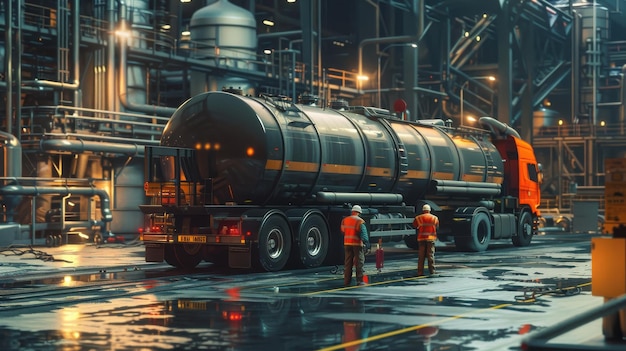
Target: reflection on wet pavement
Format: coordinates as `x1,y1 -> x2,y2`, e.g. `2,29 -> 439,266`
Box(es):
0,233 -> 621,351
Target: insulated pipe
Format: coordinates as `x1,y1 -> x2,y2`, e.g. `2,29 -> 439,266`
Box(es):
118,2 -> 176,117
0,184 -> 113,223
479,116 -> 521,139
40,139 -> 144,156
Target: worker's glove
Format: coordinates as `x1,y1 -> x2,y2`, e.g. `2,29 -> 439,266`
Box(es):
364,241 -> 371,254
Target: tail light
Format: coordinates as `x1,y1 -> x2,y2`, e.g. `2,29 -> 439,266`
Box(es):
222,311 -> 243,321
219,222 -> 241,235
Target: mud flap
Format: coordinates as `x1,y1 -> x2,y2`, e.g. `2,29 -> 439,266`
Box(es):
229,246 -> 252,268
145,244 -> 164,262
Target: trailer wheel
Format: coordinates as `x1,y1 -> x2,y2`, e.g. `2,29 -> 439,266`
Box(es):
512,211 -> 533,247
164,244 -> 202,269
258,214 -> 292,272
465,212 -> 491,252
298,214 -> 329,268
404,235 -> 419,250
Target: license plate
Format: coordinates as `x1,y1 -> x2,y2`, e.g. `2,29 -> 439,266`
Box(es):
178,235 -> 207,243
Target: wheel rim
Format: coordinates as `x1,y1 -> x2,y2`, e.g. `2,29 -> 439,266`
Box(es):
305,227 -> 322,257
522,218 -> 532,237
477,218 -> 489,243
266,228 -> 284,259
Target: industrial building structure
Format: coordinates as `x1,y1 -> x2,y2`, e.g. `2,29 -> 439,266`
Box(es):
0,0 -> 623,245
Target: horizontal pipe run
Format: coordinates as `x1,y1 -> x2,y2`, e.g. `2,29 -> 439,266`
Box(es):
315,192 -> 404,205
431,186 -> 501,196
40,139 -> 144,156
0,184 -> 112,223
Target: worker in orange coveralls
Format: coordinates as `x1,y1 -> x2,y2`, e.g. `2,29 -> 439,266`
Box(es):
341,205 -> 370,286
413,204 -> 439,276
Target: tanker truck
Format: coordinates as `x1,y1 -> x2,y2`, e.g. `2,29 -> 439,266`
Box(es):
138,91 -> 541,271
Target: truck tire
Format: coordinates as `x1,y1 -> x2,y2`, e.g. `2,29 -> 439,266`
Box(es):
512,211 -> 533,247
404,235 -> 419,250
164,244 -> 202,269
257,214 -> 292,271
298,213 -> 329,268
465,212 -> 491,252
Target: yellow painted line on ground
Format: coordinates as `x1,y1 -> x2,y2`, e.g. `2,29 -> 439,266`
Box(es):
301,274 -> 425,296
316,302 -> 513,351
308,274 -> 593,351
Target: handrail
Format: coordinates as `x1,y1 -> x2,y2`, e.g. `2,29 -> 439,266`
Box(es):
20,105 -> 168,145
521,293 -> 626,350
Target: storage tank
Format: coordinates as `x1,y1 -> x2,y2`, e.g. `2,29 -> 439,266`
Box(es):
0,131 -> 22,222
189,0 -> 256,95
160,92 -> 505,206
0,131 -> 21,180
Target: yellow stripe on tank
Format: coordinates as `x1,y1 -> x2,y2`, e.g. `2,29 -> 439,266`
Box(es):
321,164 -> 362,175
462,174 -> 485,182
366,167 -> 392,176
404,170 -> 429,179
284,161 -> 320,172
265,159 -> 283,171
432,172 -> 454,180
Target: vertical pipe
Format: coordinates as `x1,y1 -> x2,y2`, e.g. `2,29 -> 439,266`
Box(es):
73,0 -> 81,107
108,0 -> 117,111
5,0 -> 12,134
16,0 -> 23,139
592,1 -> 597,126
621,66 -> 626,135
317,0 -> 322,100
571,9 -> 580,124
61,193 -> 72,245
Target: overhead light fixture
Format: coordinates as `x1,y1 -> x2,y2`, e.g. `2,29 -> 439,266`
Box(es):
264,49 -> 272,55
181,0 -> 191,3
263,19 -> 275,26
287,0 -> 297,2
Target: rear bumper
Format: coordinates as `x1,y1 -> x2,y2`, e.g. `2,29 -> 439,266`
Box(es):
141,233 -> 249,245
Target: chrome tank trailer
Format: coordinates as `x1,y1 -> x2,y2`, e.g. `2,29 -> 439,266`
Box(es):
160,92 -> 506,206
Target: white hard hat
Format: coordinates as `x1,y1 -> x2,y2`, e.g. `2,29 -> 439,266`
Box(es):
351,205 -> 362,213
422,204 -> 431,211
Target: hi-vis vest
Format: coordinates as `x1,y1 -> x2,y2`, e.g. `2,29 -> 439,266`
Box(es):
413,213 -> 439,241
341,215 -> 365,246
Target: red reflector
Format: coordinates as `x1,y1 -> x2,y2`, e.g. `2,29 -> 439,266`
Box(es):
227,312 -> 243,321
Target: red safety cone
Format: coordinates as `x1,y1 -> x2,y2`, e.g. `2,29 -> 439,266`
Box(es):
375,238 -> 384,272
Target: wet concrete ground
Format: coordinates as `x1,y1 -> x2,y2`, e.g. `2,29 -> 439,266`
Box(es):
0,233 -> 624,350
